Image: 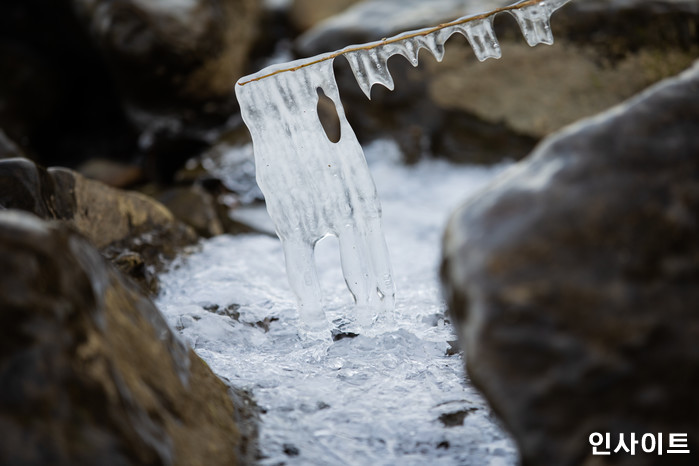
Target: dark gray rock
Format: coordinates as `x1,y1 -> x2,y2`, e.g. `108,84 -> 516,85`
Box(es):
441,62 -> 699,465
0,210 -> 257,465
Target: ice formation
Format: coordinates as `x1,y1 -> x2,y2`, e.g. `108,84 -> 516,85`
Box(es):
235,0 -> 571,332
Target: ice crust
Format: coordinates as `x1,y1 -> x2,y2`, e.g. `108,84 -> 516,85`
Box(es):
235,0 -> 570,330
156,142 -> 517,464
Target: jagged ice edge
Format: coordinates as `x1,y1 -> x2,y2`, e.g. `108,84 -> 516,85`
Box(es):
232,0 -> 571,331
237,0 -> 571,98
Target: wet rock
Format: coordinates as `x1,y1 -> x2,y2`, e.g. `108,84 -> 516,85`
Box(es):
157,185 -> 224,238
73,0 -> 261,137
0,210 -> 257,465
283,443 -> 300,457
299,0 -> 698,163
331,330 -> 360,342
439,409 -> 477,428
0,158 -> 197,293
441,63 -> 699,465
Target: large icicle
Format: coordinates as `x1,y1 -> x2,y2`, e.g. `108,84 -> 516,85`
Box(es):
235,0 -> 571,334
236,58 -> 395,334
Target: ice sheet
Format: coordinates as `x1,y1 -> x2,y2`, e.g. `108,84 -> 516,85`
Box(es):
156,141 -> 518,464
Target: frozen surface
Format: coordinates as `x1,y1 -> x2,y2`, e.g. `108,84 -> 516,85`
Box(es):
235,0 -> 570,330
157,140 -> 518,465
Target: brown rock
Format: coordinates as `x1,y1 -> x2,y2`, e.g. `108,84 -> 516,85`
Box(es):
157,185 -> 225,238
441,63 -> 699,465
0,158 -> 197,293
0,210 -> 257,465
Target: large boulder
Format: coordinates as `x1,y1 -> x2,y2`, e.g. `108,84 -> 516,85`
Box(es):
73,0 -> 261,135
296,0 -> 699,164
441,62 -> 699,465
0,158 -> 197,293
0,210 -> 257,465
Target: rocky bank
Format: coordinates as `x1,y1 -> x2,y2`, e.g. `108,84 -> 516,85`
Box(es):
441,62 -> 699,465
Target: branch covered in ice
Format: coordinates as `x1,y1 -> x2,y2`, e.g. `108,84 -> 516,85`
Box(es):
234,0 -> 571,335
238,0 -> 571,96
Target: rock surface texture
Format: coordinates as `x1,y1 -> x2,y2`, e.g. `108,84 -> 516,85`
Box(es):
73,0 -> 260,132
441,62 -> 699,465
0,210 -> 257,465
0,158 -> 197,293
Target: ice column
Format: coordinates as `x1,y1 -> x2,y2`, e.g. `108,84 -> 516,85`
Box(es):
236,60 -> 395,332
235,0 -> 572,333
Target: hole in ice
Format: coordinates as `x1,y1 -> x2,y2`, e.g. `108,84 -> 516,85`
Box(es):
316,87 -> 341,143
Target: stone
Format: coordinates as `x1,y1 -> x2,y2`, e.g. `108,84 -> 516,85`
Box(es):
72,0 -> 261,134
157,185 -> 225,238
441,63 -> 699,465
0,158 -> 197,293
0,210 -> 257,465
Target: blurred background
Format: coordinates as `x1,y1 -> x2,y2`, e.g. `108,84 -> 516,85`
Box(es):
1,0 -> 696,238
1,1 -> 699,465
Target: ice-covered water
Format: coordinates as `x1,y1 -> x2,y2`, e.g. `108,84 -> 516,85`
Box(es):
156,140 -> 518,465
235,0 -> 570,330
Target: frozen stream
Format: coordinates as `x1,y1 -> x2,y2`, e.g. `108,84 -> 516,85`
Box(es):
156,140 -> 517,465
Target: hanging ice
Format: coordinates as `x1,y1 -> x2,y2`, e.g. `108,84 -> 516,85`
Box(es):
235,0 -> 571,334
236,60 -> 395,334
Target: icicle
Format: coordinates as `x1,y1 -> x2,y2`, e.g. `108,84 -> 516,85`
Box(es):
456,17 -> 502,62
344,48 -> 395,99
423,33 -> 446,62
234,0 -> 573,334
510,1 -> 554,46
396,37 -> 422,66
235,59 -> 395,334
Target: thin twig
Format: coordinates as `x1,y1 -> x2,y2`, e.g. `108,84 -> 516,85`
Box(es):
238,0 -> 539,86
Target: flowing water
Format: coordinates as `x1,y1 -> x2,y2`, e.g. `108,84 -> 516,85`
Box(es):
156,140 -> 519,465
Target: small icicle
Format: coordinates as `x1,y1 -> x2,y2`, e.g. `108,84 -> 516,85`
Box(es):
510,1 -> 554,46
458,17 -> 501,62
345,48 -> 395,99
423,33 -> 445,62
396,37 -> 421,67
